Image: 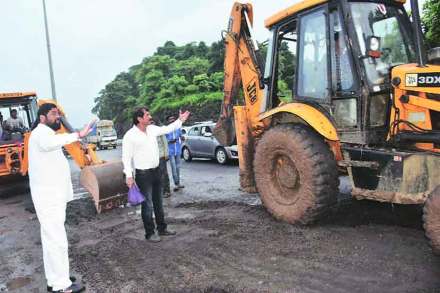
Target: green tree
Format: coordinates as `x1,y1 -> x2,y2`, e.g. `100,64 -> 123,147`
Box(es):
160,75 -> 189,98
422,0 -> 440,48
207,40 -> 225,73
193,73 -> 212,92
92,72 -> 138,131
175,57 -> 210,81
157,41 -> 178,57
210,72 -> 224,91
196,41 -> 209,58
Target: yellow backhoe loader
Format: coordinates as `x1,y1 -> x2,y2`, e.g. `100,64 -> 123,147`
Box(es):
0,92 -> 127,212
214,0 -> 440,253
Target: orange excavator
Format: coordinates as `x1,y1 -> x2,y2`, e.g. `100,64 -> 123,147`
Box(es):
0,92 -> 127,212
214,0 -> 440,253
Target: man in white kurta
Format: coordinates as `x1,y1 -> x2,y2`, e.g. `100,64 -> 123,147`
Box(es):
28,103 -> 91,292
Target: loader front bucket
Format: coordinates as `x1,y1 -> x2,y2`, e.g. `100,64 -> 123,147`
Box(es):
80,161 -> 128,213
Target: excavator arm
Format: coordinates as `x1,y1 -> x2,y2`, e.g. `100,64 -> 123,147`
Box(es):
214,2 -> 268,192
214,2 -> 266,147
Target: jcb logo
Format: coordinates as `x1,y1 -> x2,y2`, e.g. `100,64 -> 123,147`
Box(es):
246,79 -> 258,105
406,73 -> 440,87
405,74 -> 418,87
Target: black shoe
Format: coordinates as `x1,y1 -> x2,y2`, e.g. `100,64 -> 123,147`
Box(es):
51,282 -> 85,293
177,184 -> 185,189
145,233 -> 161,242
173,187 -> 179,192
163,192 -> 171,198
47,277 -> 77,292
158,229 -> 176,236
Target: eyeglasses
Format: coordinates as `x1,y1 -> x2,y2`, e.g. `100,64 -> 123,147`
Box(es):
47,110 -> 61,118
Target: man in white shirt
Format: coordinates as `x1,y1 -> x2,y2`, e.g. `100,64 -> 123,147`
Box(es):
4,109 -> 25,132
29,103 -> 92,293
122,107 -> 190,242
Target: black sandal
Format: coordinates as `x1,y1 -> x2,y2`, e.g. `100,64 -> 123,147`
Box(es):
47,276 -> 77,292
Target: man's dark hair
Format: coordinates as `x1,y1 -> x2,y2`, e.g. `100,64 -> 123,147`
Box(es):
166,114 -> 175,121
132,107 -> 149,125
11,109 -> 17,114
31,103 -> 57,130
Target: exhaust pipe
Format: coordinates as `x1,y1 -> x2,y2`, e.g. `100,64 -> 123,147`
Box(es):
410,0 -> 427,67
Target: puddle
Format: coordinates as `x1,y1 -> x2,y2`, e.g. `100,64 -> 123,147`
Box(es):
6,276 -> 32,290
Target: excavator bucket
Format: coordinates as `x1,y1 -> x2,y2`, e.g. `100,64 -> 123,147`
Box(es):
79,161 -> 128,213
214,116 -> 236,146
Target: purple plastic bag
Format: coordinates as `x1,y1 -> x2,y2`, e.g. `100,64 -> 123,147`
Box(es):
128,185 -> 145,206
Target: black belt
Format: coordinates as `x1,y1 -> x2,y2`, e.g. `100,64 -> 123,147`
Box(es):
135,167 -> 158,174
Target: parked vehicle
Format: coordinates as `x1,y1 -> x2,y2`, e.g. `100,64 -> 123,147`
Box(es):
181,122 -> 238,164
181,126 -> 190,136
87,120 -> 117,150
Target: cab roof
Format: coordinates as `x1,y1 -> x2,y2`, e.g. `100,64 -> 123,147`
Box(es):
0,92 -> 37,100
264,0 -> 406,28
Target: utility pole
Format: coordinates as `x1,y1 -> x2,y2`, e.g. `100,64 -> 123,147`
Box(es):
42,0 -> 57,101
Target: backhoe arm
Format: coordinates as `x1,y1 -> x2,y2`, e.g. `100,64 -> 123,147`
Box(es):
214,2 -> 265,146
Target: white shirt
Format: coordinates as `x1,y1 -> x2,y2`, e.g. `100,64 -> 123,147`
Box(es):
28,124 -> 79,206
122,119 -> 182,178
5,117 -> 24,129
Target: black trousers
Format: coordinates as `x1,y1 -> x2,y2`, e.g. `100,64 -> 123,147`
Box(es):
135,168 -> 167,236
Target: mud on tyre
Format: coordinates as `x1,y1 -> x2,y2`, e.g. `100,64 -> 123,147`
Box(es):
423,186 -> 440,255
254,124 -> 339,224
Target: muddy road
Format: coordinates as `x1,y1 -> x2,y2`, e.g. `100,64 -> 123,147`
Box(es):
1,147 -> 439,292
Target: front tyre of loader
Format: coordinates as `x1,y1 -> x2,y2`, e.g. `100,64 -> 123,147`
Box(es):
423,186 -> 440,255
254,124 -> 338,224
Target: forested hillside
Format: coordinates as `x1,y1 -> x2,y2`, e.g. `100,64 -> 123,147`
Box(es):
92,41 -> 227,135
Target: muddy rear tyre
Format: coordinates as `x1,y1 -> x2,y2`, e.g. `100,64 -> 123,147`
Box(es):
254,124 -> 338,224
423,186 -> 440,255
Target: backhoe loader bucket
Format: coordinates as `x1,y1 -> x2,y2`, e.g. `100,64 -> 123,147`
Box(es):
80,161 -> 128,213
214,116 -> 236,146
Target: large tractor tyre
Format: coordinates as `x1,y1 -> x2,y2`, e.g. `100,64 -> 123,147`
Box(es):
254,124 -> 339,224
423,186 -> 440,255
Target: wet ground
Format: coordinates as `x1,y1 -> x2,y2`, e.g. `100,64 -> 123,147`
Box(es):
1,147 -> 440,292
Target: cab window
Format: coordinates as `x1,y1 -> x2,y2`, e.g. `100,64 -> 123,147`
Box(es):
297,8 -> 329,100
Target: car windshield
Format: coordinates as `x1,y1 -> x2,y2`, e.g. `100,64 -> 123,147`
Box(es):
350,2 -> 416,86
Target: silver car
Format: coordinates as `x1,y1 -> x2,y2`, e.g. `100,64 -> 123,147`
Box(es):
181,122 -> 238,164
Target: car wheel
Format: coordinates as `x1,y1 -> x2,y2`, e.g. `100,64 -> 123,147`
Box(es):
215,147 -> 228,165
182,147 -> 192,162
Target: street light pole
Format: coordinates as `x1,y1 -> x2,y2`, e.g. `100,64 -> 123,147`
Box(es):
42,0 -> 57,101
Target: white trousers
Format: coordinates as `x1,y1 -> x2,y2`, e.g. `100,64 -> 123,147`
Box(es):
34,197 -> 72,290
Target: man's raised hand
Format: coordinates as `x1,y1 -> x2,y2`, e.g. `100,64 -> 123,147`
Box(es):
179,110 -> 190,123
78,119 -> 97,138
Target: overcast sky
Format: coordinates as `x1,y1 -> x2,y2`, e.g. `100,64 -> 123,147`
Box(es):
0,0 -> 423,126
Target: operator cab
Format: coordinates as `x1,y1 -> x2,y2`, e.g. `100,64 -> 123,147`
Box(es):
264,0 -> 416,145
0,93 -> 38,145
